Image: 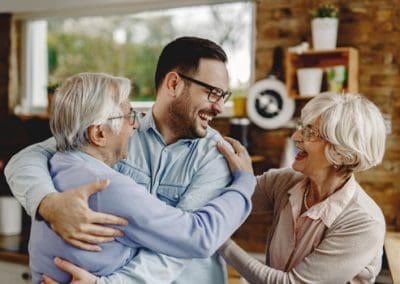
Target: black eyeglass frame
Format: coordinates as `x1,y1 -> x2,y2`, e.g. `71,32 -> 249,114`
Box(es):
107,108 -> 138,127
178,72 -> 232,103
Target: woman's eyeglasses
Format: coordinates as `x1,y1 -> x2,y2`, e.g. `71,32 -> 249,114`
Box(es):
178,72 -> 232,104
296,122 -> 322,142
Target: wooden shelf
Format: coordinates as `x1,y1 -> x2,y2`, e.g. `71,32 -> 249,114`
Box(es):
285,47 -> 359,99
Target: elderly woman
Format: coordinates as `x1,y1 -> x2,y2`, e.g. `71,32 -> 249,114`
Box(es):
29,72 -> 255,283
218,92 -> 387,283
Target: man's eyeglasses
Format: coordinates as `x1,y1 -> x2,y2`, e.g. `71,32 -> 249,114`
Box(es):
178,72 -> 232,103
296,122 -> 322,142
108,108 -> 137,127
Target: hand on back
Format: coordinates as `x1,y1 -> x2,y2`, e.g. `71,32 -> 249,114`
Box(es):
38,179 -> 128,251
41,257 -> 96,284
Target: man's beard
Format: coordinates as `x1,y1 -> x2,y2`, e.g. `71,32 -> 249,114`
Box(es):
168,89 -> 207,139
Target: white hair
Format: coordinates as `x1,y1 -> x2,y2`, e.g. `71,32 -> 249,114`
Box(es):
50,72 -> 131,151
301,92 -> 386,172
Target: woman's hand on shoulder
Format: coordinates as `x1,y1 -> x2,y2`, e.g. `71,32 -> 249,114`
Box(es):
217,137 -> 254,175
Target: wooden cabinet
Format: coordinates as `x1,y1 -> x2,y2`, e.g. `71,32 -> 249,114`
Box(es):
285,47 -> 359,99
0,260 -> 31,283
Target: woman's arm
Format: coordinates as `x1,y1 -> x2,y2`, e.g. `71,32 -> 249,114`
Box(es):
219,217 -> 385,284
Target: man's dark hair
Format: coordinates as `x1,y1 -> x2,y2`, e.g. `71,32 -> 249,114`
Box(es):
154,36 -> 227,91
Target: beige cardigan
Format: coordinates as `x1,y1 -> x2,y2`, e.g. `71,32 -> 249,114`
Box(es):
219,168 -> 385,284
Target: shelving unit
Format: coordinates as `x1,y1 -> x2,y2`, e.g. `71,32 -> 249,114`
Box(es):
285,47 -> 359,99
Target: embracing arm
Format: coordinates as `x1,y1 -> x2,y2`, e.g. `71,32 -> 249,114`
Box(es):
101,170 -> 254,257
5,138 -> 127,251
219,218 -> 385,283
5,138 -> 57,217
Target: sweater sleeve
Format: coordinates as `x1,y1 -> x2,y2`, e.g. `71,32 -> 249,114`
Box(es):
219,215 -> 385,283
97,170 -> 256,258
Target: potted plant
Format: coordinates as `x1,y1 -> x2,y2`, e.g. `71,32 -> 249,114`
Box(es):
310,3 -> 339,50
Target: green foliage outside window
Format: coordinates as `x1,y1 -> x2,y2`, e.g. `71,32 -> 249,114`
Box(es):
47,3 -> 252,101
47,16 -> 175,101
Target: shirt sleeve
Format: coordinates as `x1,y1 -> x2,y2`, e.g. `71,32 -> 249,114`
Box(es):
218,216 -> 385,283
4,138 -> 57,217
98,150 -> 235,283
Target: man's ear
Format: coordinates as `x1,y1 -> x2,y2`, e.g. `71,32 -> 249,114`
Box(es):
87,125 -> 108,147
164,72 -> 184,98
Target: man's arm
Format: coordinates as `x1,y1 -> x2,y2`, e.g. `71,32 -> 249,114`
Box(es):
5,138 -> 57,216
5,138 -> 127,251
42,257 -> 97,284
98,170 -> 254,258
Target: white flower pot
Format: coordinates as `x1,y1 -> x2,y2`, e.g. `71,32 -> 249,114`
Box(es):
297,68 -> 323,96
311,18 -> 338,50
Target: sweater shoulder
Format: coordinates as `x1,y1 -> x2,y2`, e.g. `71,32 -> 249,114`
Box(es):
256,167 -> 303,193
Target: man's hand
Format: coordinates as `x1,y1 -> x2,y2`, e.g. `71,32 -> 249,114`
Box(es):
41,257 -> 96,284
217,137 -> 254,175
38,179 -> 128,251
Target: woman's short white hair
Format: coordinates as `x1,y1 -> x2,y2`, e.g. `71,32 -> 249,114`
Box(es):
301,92 -> 386,172
50,72 -> 131,151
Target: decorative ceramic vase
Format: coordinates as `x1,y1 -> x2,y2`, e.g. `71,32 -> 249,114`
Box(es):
296,67 -> 323,96
311,17 -> 338,50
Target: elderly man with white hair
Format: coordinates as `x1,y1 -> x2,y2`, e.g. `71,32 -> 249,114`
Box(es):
28,72 -> 255,284
218,92 -> 387,283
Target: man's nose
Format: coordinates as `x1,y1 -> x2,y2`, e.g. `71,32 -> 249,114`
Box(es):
211,99 -> 225,115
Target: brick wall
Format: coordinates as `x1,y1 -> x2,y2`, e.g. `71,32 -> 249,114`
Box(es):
254,0 -> 400,228
212,0 -> 400,250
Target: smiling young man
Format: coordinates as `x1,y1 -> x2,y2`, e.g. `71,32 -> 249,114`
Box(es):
6,37 -> 236,283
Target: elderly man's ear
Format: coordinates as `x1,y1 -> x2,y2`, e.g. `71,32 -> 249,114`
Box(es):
87,125 -> 108,147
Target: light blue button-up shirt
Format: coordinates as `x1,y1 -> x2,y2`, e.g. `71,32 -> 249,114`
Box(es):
5,109 -> 235,283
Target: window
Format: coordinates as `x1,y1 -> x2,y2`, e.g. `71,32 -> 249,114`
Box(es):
19,1 -> 253,114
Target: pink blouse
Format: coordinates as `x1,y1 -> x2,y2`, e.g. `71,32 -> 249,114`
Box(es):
269,177 -> 356,271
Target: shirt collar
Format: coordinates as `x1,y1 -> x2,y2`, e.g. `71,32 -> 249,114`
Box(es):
289,175 -> 357,227
138,108 -> 157,132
